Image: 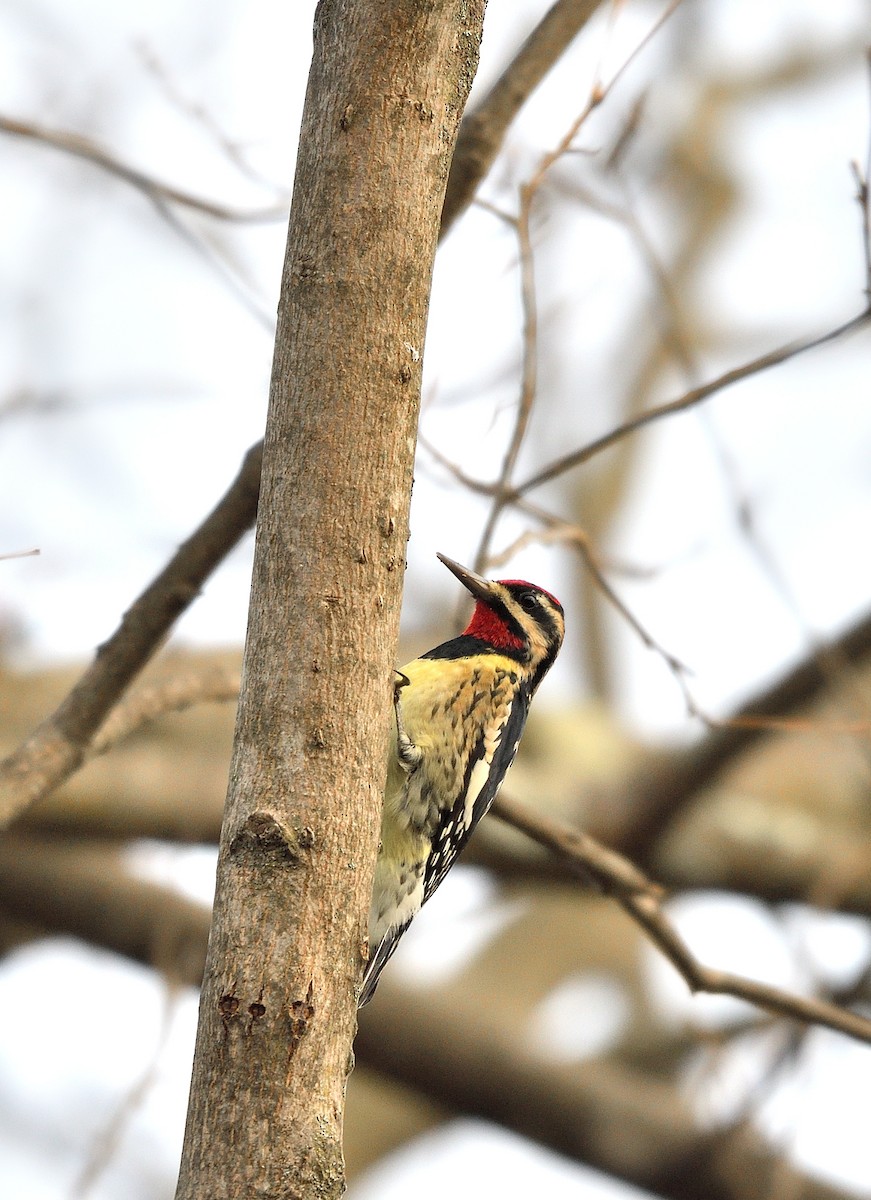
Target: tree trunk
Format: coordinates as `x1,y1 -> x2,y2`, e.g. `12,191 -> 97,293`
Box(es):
174,3 -> 484,1197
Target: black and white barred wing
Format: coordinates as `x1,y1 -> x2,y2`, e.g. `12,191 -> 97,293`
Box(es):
423,691 -> 529,903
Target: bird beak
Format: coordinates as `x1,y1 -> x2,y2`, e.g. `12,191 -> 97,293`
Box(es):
436,553 -> 499,604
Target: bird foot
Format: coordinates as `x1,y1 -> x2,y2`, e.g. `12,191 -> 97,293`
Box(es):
393,671 -> 421,772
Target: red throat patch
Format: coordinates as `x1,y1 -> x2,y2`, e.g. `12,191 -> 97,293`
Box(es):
464,601 -> 525,652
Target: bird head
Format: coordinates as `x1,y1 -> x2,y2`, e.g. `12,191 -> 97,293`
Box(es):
437,553 -> 564,684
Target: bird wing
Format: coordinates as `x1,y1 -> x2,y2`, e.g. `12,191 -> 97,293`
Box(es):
423,690 -> 529,903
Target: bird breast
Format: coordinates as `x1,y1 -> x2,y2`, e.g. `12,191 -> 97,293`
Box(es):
384,654 -> 520,838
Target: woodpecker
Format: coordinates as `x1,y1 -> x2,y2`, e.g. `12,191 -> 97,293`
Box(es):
360,552 -> 564,1005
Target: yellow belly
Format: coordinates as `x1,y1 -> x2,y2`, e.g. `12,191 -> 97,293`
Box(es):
369,653 -> 520,944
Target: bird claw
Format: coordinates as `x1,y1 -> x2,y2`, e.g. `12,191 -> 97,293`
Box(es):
394,670 -> 410,702
393,670 -> 420,772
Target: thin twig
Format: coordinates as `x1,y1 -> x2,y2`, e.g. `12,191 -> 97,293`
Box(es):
423,309 -> 871,509
485,522 -> 588,567
492,484 -> 871,744
593,164 -> 871,754
515,496 -> 692,675
526,0 -> 684,192
616,604 -> 871,859
470,0 -> 685,571
472,179 -> 539,573
491,794 -> 871,1047
73,985 -> 180,1199
135,40 -> 284,193
503,497 -> 871,742
441,0 -> 602,234
850,48 -> 871,298
146,191 -> 277,332
0,114 -> 288,223
432,428 -> 871,737
516,309 -> 871,496
1,114 -> 281,330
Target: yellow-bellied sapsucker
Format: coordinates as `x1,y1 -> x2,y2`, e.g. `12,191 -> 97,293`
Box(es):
360,553 -> 565,1005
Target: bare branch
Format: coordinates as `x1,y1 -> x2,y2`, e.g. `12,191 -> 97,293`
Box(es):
0,830 -> 850,1200
8,798 -> 869,1050
0,114 -> 288,223
3,2 -> 605,240
516,309 -> 871,496
14,577 -> 871,927
614,605 -> 871,859
491,793 -> 871,1047
469,0 -> 685,571
144,192 -> 278,331
0,441 -> 262,826
464,817 -> 871,918
441,0 -> 601,234
472,179 -> 540,573
422,310 -> 871,517
513,496 -> 692,675
357,983 -> 856,1200
91,665 -> 241,757
0,833 -> 210,983
134,40 -> 285,193
527,0 -> 684,190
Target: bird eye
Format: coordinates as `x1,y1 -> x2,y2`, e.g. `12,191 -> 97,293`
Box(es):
519,593 -> 538,612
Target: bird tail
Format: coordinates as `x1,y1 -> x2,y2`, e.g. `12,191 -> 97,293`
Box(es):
358,922 -> 408,1007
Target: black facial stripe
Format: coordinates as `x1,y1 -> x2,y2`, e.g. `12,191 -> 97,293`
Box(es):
533,601 -> 563,647
489,595 -> 529,647
503,582 -> 563,611
502,587 -> 563,645
421,634 -> 524,662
